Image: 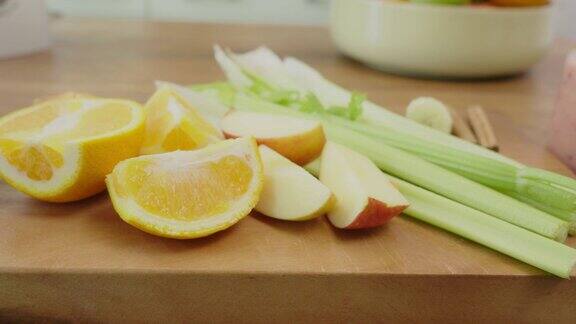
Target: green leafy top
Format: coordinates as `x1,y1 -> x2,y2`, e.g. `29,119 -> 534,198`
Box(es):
299,93 -> 325,114
190,82 -> 237,107
299,92 -> 365,121
190,81 -> 365,121
242,73 -> 299,106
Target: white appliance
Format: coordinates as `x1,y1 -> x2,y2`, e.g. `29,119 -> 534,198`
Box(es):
0,0 -> 50,59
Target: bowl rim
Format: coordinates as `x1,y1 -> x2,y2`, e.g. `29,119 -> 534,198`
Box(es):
335,0 -> 553,14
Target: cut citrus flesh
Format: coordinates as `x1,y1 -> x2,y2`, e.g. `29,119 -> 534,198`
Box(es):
140,86 -> 223,155
106,137 -> 263,239
0,97 -> 145,202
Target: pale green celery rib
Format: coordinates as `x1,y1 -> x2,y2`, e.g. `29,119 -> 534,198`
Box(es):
320,114 -> 576,213
353,116 -> 576,212
304,158 -> 576,276
501,190 -> 576,235
391,177 -> 576,278
234,94 -> 570,241
340,116 -> 576,213
521,168 -> 576,194
323,123 -> 569,242
327,116 -> 517,185
304,156 -> 576,277
518,178 -> 576,212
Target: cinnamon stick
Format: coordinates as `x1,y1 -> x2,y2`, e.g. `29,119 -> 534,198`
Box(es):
467,105 -> 499,151
450,108 -> 478,144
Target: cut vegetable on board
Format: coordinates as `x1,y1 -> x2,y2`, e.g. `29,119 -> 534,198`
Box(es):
230,93 -> 569,242
107,137 -> 263,239
221,110 -> 326,165
1,42 -> 575,279
154,80 -> 231,128
0,97 -> 145,202
178,44 -> 576,277
140,86 -> 223,155
320,142 -> 409,229
390,176 -> 576,279
210,45 -> 576,236
256,145 -> 334,221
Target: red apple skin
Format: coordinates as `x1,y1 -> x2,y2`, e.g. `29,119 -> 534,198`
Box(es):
345,198 -> 408,229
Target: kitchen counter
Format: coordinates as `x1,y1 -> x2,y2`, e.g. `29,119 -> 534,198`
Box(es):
0,19 -> 575,323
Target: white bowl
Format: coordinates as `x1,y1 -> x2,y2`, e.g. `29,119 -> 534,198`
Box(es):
330,0 -> 553,79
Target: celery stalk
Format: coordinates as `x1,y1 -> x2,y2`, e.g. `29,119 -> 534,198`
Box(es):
325,123 -> 569,242
305,151 -> 576,277
503,191 -> 576,223
233,94 -> 569,242
307,154 -> 576,236
317,113 -> 576,212
501,190 -> 576,235
391,177 -> 576,278
303,153 -> 576,277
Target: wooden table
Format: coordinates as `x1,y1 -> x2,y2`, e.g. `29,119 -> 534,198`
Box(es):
1,19 -> 575,323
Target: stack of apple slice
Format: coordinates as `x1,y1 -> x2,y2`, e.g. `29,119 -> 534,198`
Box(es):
221,110 -> 409,228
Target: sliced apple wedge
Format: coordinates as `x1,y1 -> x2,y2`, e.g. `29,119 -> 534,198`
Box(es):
319,142 -> 409,229
256,145 -> 334,221
221,110 -> 325,165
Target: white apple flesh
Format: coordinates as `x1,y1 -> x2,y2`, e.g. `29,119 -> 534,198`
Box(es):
255,145 -> 334,221
319,142 -> 409,229
221,110 -> 326,165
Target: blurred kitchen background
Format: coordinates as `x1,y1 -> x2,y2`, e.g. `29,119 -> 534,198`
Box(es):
45,0 -> 575,38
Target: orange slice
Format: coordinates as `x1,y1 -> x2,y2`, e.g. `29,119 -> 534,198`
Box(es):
0,97 -> 145,202
106,137 -> 263,239
140,86 -> 223,155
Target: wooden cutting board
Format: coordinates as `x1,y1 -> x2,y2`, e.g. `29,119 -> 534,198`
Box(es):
0,19 -> 575,323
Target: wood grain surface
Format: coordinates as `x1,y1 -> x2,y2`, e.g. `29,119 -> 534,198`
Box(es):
1,18 -> 575,323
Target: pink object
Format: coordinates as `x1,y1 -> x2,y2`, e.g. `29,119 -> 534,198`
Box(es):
549,51 -> 576,173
